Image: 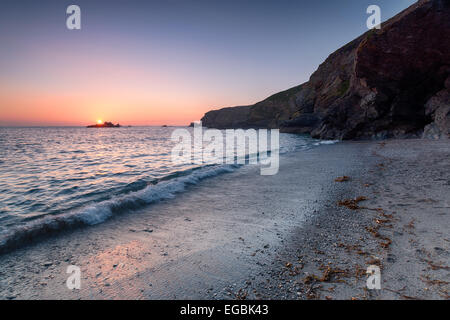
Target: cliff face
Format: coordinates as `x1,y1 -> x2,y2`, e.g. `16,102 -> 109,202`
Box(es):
201,0 -> 450,140
201,85 -> 302,129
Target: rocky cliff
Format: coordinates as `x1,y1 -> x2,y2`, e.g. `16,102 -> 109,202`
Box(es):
201,0 -> 450,139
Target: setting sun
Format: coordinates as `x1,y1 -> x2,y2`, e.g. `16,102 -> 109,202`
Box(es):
97,120 -> 103,124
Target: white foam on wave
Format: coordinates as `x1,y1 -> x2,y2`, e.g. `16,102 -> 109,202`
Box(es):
313,140 -> 339,146
77,163 -> 237,225
0,137 -> 338,253
0,164 -> 238,253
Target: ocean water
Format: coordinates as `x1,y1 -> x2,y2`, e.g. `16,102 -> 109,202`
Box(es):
0,126 -> 336,252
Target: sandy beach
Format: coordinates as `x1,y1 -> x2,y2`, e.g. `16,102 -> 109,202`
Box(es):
0,139 -> 448,300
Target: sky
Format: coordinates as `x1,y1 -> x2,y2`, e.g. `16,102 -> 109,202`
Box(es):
0,0 -> 416,126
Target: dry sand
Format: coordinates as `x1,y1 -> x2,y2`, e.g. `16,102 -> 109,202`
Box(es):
0,139 -> 448,300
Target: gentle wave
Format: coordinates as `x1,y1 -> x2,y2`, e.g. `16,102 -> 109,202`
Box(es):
0,126 -> 339,254
313,140 -> 339,146
0,164 -> 238,254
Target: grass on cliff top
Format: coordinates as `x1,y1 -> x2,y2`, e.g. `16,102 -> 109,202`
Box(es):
263,84 -> 303,104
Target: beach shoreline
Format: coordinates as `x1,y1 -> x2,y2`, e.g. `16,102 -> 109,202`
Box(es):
0,139 -> 448,300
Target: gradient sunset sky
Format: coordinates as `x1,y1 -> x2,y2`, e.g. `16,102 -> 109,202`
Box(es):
0,0 -> 415,126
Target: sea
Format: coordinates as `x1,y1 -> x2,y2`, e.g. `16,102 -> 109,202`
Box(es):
0,126 -> 337,252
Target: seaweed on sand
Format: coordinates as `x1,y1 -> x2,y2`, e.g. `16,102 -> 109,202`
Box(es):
338,196 -> 367,210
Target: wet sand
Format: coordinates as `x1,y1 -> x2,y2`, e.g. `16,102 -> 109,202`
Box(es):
0,139 -> 448,300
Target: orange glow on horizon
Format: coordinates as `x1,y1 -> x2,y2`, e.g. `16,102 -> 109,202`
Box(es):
0,44 -> 267,127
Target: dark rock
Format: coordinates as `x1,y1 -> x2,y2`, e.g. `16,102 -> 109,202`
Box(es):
423,84 -> 450,139
200,0 -> 450,140
445,76 -> 450,90
87,121 -> 121,128
281,113 -> 321,133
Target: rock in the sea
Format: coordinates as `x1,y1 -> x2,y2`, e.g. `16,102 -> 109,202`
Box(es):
200,0 -> 450,140
87,121 -> 121,128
